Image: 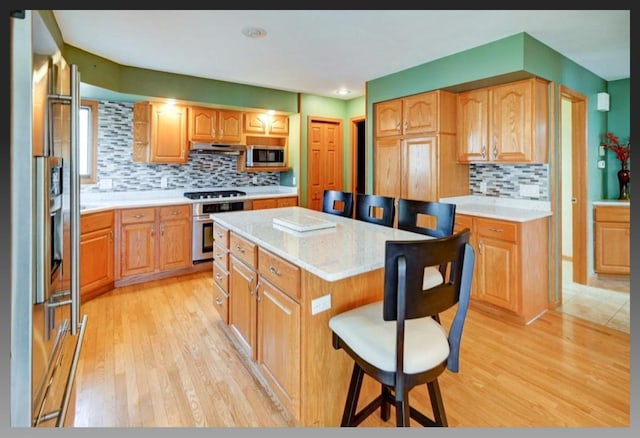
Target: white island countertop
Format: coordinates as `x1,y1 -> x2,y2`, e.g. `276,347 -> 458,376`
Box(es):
211,207 -> 428,282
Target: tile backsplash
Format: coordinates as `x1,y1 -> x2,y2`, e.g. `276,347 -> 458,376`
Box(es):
82,101 -> 279,193
469,163 -> 549,200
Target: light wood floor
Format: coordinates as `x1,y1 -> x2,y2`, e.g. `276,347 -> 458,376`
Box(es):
73,271 -> 630,427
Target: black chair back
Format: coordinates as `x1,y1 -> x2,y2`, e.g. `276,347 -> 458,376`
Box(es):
322,190 -> 354,218
382,229 -> 473,372
397,199 -> 456,238
355,194 -> 395,227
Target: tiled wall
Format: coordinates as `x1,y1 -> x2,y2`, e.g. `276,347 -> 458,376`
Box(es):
469,163 -> 549,200
82,101 -> 279,192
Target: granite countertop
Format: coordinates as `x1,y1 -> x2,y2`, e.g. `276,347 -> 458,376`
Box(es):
592,200 -> 631,206
210,206 -> 428,282
439,195 -> 553,222
78,185 -> 298,215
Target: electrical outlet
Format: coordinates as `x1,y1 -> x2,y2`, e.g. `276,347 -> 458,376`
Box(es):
519,184 -> 539,197
292,176 -> 297,185
252,175 -> 259,184
161,176 -> 169,189
99,178 -> 113,190
311,294 -> 332,315
479,181 -> 487,194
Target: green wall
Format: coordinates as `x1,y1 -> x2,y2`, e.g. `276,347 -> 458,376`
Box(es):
605,79 -> 631,199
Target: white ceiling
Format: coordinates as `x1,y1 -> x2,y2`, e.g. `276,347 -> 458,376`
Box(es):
52,10 -> 630,100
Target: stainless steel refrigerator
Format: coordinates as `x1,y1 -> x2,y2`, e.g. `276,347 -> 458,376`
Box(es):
11,10 -> 88,427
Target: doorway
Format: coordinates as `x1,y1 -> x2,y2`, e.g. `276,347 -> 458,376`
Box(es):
306,117 -> 344,211
350,117 -> 366,195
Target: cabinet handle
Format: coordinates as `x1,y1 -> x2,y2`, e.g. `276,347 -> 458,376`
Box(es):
151,227 -> 155,237
170,210 -> 179,215
255,282 -> 261,301
248,277 -> 254,295
133,214 -> 144,219
481,145 -> 486,159
488,227 -> 504,233
215,297 -> 223,305
235,245 -> 245,253
216,232 -> 223,238
492,145 -> 498,159
161,225 -> 164,236
478,241 -> 484,255
215,273 -> 222,281
269,265 -> 282,276
109,230 -> 113,242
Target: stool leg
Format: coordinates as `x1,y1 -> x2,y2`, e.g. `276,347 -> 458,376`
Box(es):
394,388 -> 410,427
341,363 -> 365,426
380,385 -> 391,421
427,380 -> 448,426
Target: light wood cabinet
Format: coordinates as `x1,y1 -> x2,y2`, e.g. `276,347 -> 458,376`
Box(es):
133,102 -> 189,164
594,205 -> 630,276
188,106 -> 242,144
213,223 -> 231,323
456,214 -> 549,325
251,196 -> 298,210
229,240 -> 258,360
244,112 -> 289,136
80,210 -> 114,302
456,77 -> 549,163
374,90 -> 468,211
118,205 -> 191,279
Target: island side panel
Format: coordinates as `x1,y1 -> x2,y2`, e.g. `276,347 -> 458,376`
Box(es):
299,267 -> 385,426
520,217 -> 549,323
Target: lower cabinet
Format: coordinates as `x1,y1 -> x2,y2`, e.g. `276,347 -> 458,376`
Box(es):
251,196 -> 298,210
454,213 -> 549,325
118,204 -> 191,280
80,210 -> 115,302
594,205 -> 630,276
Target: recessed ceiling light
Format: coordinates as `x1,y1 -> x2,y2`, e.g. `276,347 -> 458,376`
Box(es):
242,27 -> 267,39
336,88 -> 352,96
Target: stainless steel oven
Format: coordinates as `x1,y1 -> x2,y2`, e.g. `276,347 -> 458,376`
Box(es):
185,191 -> 248,263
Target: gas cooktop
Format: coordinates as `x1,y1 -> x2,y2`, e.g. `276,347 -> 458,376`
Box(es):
183,190 -> 247,200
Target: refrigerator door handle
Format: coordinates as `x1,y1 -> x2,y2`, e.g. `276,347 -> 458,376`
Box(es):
69,64 -> 81,336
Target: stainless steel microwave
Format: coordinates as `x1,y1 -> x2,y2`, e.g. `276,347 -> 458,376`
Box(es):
246,145 -> 286,167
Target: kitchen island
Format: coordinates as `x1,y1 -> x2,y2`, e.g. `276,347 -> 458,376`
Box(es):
210,207 -> 428,426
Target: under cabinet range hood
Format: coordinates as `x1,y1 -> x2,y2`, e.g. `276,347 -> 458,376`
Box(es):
190,143 -> 246,155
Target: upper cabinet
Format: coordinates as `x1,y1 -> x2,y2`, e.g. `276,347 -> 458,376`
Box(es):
374,90 -> 456,138
188,106 -> 242,144
457,77 -> 549,163
244,112 -> 289,136
133,102 -> 189,164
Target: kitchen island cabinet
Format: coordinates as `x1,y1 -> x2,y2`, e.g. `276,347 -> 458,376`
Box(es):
211,207 -> 426,426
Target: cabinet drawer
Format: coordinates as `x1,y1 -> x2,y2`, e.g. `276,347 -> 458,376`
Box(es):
258,248 -> 301,301
159,204 -> 190,220
120,207 -> 156,224
213,222 -> 230,248
213,262 -> 229,291
213,242 -> 229,270
475,218 -> 518,242
230,232 -> 257,268
213,282 -> 229,324
595,206 -> 629,223
453,214 -> 473,233
277,197 -> 298,208
81,210 -> 114,234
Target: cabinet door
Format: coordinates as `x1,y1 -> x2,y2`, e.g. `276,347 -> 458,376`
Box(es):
257,279 -> 300,419
595,221 -> 630,274
490,80 -> 532,162
229,256 -> 257,359
252,198 -> 278,210
80,227 -> 114,299
401,136 -> 437,202
270,115 -> 289,135
476,236 -> 519,312
374,138 -> 402,199
218,110 -> 243,143
375,100 -> 402,137
159,218 -> 191,271
150,103 -> 188,163
276,197 -> 298,208
403,92 -> 438,135
457,88 -> 489,162
188,106 -> 217,142
120,222 -> 156,277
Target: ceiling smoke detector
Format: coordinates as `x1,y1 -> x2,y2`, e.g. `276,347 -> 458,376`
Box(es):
242,27 -> 267,39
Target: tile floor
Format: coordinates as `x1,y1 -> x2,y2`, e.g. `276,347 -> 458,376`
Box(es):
557,260 -> 630,333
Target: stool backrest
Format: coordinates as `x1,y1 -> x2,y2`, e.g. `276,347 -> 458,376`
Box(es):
397,199 -> 456,238
322,190 -> 354,217
355,194 -> 395,227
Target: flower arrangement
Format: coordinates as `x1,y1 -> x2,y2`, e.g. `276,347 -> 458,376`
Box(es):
601,132 -> 630,168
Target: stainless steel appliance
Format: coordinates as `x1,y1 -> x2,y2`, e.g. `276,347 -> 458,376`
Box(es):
10,11 -> 88,427
184,190 -> 248,263
245,145 -> 286,167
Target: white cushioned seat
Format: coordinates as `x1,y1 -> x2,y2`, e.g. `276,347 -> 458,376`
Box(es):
328,301 -> 449,374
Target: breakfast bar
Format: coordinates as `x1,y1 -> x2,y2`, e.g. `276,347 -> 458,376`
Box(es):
210,207 -> 428,426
